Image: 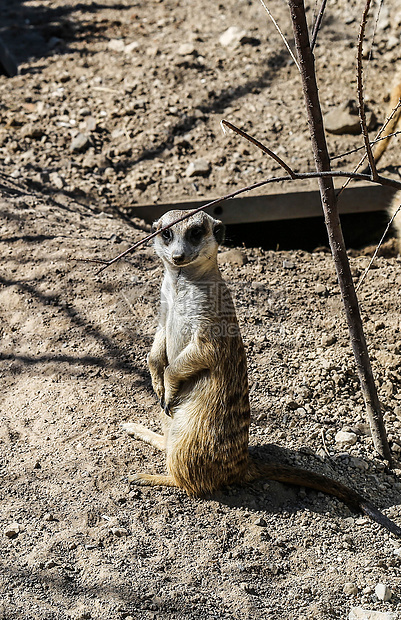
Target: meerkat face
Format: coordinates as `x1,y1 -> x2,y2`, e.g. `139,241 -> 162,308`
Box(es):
152,210 -> 225,268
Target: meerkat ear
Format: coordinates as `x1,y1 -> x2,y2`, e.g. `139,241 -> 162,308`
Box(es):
151,219 -> 159,233
213,221 -> 225,244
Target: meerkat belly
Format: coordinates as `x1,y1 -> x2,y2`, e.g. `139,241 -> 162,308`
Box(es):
165,313 -> 192,362
165,378 -> 250,496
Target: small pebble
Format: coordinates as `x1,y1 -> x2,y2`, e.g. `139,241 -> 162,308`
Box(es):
111,527 -> 128,537
375,583 -> 392,602
321,333 -> 337,347
177,43 -> 197,56
218,249 -> 248,267
4,522 -> 21,538
219,26 -> 247,47
343,582 -> 358,595
70,133 -> 91,153
108,39 -> 125,52
185,158 -> 210,177
335,430 -> 357,446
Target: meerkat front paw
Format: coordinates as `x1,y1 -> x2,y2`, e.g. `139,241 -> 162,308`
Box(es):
151,378 -> 165,403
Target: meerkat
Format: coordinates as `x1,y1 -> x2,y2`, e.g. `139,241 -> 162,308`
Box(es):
123,209 -> 401,537
388,190 -> 401,253
372,71 -> 401,166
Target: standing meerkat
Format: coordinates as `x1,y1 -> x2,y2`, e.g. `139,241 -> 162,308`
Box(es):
123,210 -> 401,537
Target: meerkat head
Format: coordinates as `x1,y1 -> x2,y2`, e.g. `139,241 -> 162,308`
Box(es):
152,210 -> 225,269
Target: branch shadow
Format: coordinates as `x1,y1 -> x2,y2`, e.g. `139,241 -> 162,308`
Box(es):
0,273 -> 151,384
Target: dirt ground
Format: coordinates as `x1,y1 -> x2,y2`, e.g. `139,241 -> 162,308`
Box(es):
1,0 -> 401,619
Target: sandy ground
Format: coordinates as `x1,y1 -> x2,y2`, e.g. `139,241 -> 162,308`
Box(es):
1,0 -> 401,619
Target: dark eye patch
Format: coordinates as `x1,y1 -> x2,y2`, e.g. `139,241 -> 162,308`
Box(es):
161,228 -> 173,243
187,225 -> 205,243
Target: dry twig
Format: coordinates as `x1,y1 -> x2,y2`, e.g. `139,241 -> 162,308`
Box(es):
257,0 -> 301,71
356,201 -> 401,292
356,0 -> 378,181
310,0 -> 327,52
220,119 -> 297,178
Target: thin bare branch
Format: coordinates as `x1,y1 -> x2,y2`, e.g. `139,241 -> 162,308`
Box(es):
331,129 -> 401,161
91,169 -> 401,275
356,0 -> 378,181
356,201 -> 401,292
220,119 -> 297,178
257,0 -> 301,71
364,0 -> 384,83
310,0 -> 327,52
336,99 -> 401,197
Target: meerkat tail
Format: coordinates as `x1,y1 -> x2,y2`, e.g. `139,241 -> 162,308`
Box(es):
247,459 -> 401,538
128,472 -> 177,487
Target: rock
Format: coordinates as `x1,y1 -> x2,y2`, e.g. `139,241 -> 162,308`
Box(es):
282,260 -> 295,269
324,100 -> 376,135
321,333 -> 337,347
124,41 -> 139,54
239,35 -> 261,46
218,249 -> 248,267
84,116 -> 97,132
254,517 -> 267,527
219,26 -> 247,47
315,283 -> 327,295
115,141 -> 132,157
21,123 -> 44,139
343,582 -> 358,595
48,36 -> 63,49
4,522 -> 21,538
349,608 -> 396,620
49,172 -> 64,190
177,43 -> 197,56
108,39 -> 125,52
70,133 -> 91,153
110,526 -> 128,537
387,35 -> 399,50
185,158 -> 210,177
375,583 -> 392,602
335,430 -> 357,446
376,6 -> 390,31
78,107 -> 91,117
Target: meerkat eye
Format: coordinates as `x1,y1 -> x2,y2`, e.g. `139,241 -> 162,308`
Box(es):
188,225 -> 205,243
161,228 -> 173,243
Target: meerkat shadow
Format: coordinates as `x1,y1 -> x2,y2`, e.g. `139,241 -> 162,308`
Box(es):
214,443 -> 401,520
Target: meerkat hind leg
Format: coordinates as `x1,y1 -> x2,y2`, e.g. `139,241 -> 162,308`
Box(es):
122,422 -> 165,451
128,473 -> 177,488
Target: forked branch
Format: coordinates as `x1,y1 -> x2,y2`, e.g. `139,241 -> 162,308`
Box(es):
287,0 -> 392,463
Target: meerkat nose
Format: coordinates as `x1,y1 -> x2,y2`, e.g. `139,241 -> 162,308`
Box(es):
172,253 -> 186,264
